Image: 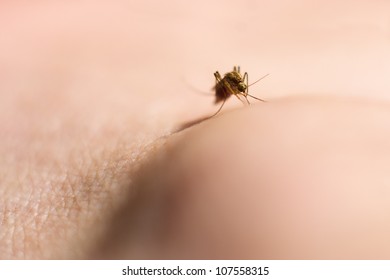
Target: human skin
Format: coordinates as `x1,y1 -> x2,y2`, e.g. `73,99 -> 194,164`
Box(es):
1,1 -> 390,259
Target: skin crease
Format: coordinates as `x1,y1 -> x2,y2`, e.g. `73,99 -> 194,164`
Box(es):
1,1 -> 390,259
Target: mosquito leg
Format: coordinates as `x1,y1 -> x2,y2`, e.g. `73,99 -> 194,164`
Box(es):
243,72 -> 249,94
244,95 -> 251,105
246,72 -> 267,102
209,97 -> 227,118
214,71 -> 223,84
247,94 -> 266,102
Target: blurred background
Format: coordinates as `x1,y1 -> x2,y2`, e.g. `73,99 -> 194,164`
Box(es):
1,0 -> 390,129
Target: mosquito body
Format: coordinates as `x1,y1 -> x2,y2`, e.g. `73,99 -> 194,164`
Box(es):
212,66 -> 268,117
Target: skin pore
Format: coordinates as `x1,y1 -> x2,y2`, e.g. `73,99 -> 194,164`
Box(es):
1,1 -> 390,259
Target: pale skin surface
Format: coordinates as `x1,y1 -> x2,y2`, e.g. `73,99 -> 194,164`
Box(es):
1,1 -> 390,259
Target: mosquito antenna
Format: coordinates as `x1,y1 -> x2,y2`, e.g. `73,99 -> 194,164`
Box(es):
248,73 -> 270,87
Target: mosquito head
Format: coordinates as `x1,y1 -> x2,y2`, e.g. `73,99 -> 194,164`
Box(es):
237,81 -> 247,93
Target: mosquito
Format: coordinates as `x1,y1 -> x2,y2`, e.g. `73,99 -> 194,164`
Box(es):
211,66 -> 269,117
